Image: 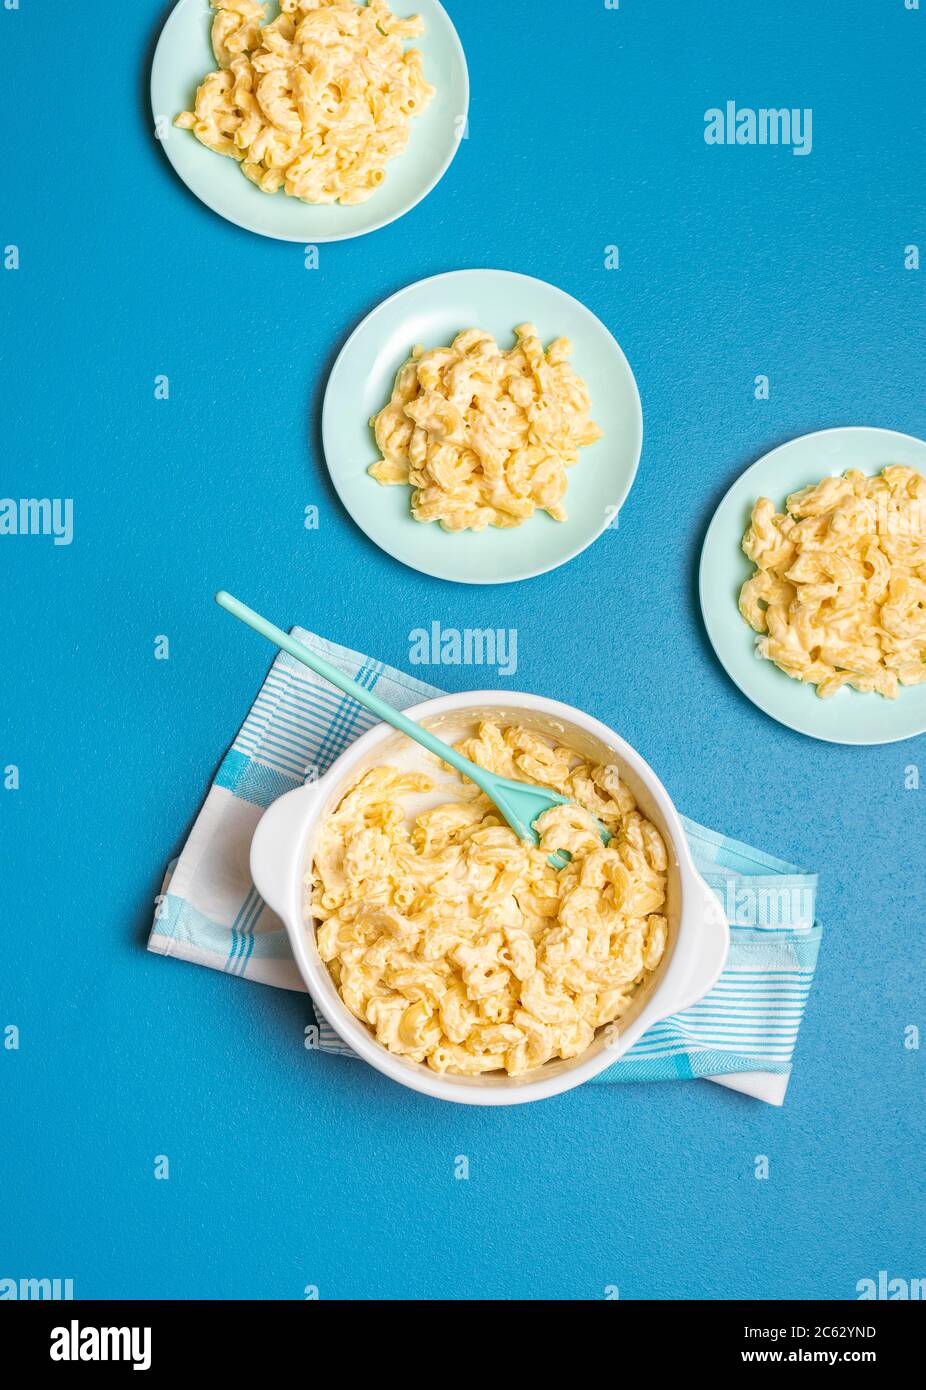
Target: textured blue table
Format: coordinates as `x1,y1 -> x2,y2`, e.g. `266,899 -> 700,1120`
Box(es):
2,0 -> 924,1300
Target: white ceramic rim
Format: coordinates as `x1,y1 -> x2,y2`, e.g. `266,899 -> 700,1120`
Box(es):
320,269 -> 644,583
250,691 -> 729,1105
149,0 -> 470,244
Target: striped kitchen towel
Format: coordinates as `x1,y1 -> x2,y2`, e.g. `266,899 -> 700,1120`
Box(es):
149,629 -> 822,1106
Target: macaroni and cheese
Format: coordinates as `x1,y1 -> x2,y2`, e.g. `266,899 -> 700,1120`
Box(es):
309,722 -> 668,1076
369,325 -> 603,531
739,466 -> 926,698
175,0 -> 434,205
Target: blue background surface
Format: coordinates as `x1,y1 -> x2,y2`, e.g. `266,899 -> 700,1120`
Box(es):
2,0 -> 924,1300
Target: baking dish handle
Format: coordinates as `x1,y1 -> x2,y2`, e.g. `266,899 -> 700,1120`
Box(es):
670,880 -> 730,1015
249,783 -> 321,923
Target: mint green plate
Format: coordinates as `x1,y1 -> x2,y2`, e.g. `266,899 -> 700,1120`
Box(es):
700,426 -> 926,745
321,270 -> 643,584
150,0 -> 468,242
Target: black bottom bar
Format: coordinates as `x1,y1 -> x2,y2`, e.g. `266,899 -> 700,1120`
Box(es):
1,1297 -> 920,1373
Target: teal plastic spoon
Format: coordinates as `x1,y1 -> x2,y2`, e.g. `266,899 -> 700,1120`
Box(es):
215,592 -> 611,868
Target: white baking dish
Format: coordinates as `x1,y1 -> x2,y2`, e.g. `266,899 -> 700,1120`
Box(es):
250,691 -> 729,1105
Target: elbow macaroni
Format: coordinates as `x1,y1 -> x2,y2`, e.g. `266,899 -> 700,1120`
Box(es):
174,0 -> 434,206
739,466 -> 926,698
309,722 -> 668,1076
368,325 -> 604,531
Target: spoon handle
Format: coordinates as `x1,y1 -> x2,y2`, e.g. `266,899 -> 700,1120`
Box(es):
215,592 -> 489,789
